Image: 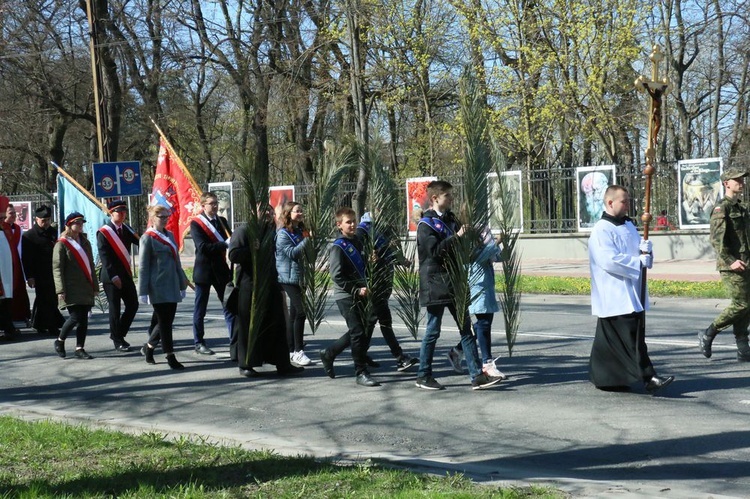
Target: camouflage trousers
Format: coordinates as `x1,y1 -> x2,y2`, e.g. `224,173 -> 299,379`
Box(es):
714,270 -> 750,338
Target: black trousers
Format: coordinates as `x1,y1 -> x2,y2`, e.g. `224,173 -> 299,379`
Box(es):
325,297 -> 375,375
372,298 -> 403,358
30,279 -> 64,333
104,278 -> 139,342
0,299 -> 15,334
281,283 -> 306,352
148,303 -> 177,355
59,304 -> 91,347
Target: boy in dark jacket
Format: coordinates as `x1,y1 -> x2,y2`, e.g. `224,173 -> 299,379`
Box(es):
415,180 -> 503,391
319,207 -> 380,387
357,212 -> 418,371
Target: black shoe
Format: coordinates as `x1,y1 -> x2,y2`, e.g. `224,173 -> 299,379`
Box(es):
416,376 -> 445,391
319,349 -> 335,378
239,368 -> 259,377
365,356 -> 380,368
356,372 -> 381,387
114,342 -> 132,352
54,340 -> 66,358
195,343 -> 215,355
140,344 -> 155,364
471,373 -> 503,390
699,328 -> 716,358
167,354 -> 185,370
738,351 -> 750,362
74,349 -> 93,360
277,364 -> 305,376
645,375 -> 674,394
396,354 -> 419,372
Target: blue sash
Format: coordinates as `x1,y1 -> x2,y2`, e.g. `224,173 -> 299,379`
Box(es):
418,216 -> 454,237
333,238 -> 366,277
281,227 -> 303,246
357,222 -> 387,250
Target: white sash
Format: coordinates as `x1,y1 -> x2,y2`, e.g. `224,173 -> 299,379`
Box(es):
59,236 -> 93,285
194,214 -> 226,243
99,225 -> 132,275
146,228 -> 178,261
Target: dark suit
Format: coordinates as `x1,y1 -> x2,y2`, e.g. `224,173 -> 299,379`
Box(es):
21,223 -> 64,333
189,214 -> 234,346
97,221 -> 139,344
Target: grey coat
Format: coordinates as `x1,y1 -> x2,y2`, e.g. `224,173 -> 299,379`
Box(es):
138,230 -> 188,304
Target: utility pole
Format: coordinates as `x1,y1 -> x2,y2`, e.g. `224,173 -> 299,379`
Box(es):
85,0 -> 109,163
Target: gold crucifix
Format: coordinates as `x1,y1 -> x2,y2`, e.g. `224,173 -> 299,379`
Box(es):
635,45 -> 670,237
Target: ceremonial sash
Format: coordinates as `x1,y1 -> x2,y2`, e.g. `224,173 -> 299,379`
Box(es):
194,214 -> 226,243
59,237 -> 93,286
418,216 -> 454,237
280,227 -> 303,246
146,228 -> 178,261
99,225 -> 132,276
357,222 -> 387,250
333,238 -> 365,277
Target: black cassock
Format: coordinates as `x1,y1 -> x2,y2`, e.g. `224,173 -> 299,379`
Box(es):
228,222 -> 293,370
589,311 -> 656,388
21,224 -> 64,333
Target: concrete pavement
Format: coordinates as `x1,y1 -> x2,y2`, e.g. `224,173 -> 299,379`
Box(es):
2,283 -> 749,498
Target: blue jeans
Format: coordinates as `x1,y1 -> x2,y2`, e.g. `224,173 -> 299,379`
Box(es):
193,282 -> 235,345
418,304 -> 482,380
474,313 -> 494,363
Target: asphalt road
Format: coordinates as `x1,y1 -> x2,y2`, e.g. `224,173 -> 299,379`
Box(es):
1,291 -> 748,498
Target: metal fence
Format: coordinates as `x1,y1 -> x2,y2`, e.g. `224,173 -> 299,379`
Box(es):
6,165 -> 681,235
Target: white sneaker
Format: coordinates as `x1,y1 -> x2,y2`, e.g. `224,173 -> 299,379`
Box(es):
292,350 -> 313,366
483,360 -> 507,380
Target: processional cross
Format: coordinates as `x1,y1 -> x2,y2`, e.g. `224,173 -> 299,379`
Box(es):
635,45 -> 670,239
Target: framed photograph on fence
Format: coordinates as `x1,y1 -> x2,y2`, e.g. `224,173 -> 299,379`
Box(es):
488,171 -> 523,233
677,157 -> 722,229
11,201 -> 33,231
406,176 -> 437,234
207,182 -> 234,229
269,185 -> 295,225
576,165 -> 616,232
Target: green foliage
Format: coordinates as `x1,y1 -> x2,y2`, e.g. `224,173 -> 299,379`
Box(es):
0,416 -> 562,498
301,146 -> 354,333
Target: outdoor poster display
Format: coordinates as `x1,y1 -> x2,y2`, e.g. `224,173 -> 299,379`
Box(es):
488,171 -> 523,233
576,165 -> 616,232
269,185 -> 295,225
11,201 -> 32,231
406,176 -> 437,234
207,181 -> 234,229
677,157 -> 722,229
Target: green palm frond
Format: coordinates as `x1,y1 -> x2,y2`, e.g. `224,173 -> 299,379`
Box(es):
447,68 -> 494,328
237,156 -> 275,364
302,146 -> 354,333
491,146 -> 523,357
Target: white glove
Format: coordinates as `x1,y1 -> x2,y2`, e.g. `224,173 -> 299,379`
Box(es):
180,289 -> 187,299
139,295 -> 149,304
639,238 -> 653,254
224,237 -> 231,246
640,254 -> 653,269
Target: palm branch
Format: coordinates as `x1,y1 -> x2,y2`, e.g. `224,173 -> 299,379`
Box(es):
446,68 -> 493,329
490,147 -> 523,357
237,157 -> 275,364
301,146 -> 354,333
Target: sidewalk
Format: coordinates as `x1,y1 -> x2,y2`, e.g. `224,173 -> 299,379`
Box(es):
522,258 -> 717,282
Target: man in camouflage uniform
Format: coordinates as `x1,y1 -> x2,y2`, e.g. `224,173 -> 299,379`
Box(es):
700,165 -> 750,361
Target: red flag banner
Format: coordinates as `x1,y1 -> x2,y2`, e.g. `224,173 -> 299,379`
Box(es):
151,137 -> 202,251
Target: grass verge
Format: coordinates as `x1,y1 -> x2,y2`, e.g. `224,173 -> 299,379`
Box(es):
499,275 -> 726,299
0,417 -> 561,498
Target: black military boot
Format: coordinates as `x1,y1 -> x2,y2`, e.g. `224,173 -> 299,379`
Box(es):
699,324 -> 719,358
736,335 -> 750,362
